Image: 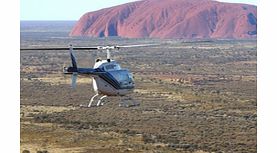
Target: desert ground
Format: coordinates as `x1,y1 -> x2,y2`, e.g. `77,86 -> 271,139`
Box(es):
20,21 -> 256,153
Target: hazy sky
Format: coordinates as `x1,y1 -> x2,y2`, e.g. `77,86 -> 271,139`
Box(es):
20,0 -> 257,20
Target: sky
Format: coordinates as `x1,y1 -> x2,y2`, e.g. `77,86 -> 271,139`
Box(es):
20,0 -> 257,21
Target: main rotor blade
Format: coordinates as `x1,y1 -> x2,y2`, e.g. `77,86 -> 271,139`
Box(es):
20,44 -> 159,51
20,47 -> 99,51
116,44 -> 159,48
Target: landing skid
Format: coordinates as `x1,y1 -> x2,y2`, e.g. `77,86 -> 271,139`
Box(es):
80,93 -> 108,107
80,94 -> 140,108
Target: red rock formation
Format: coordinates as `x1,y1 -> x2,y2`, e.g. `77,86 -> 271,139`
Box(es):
70,0 -> 257,39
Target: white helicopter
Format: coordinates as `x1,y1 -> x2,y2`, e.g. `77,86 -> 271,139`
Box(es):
21,44 -> 156,107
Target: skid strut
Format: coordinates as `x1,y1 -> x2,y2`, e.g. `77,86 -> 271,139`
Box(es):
96,95 -> 108,106
88,93 -> 99,107
83,93 -> 108,107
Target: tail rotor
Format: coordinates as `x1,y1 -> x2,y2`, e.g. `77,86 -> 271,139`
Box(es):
68,44 -> 78,89
69,44 -> 77,69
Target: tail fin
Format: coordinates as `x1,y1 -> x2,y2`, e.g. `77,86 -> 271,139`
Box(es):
70,44 -> 77,68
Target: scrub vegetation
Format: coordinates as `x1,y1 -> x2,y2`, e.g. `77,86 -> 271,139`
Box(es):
20,21 -> 256,153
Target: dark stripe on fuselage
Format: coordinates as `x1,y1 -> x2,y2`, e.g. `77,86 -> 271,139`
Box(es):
99,72 -> 135,90
92,68 -> 121,89
76,68 -> 133,90
98,72 -> 121,89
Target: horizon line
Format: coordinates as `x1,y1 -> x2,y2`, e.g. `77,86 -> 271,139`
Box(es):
20,20 -> 78,21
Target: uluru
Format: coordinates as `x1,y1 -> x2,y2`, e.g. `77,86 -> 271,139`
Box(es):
70,0 -> 257,39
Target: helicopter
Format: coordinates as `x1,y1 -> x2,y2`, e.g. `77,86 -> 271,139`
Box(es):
21,44 -> 156,107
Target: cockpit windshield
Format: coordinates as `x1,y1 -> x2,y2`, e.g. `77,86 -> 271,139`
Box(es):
104,64 -> 121,71
109,70 -> 134,89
